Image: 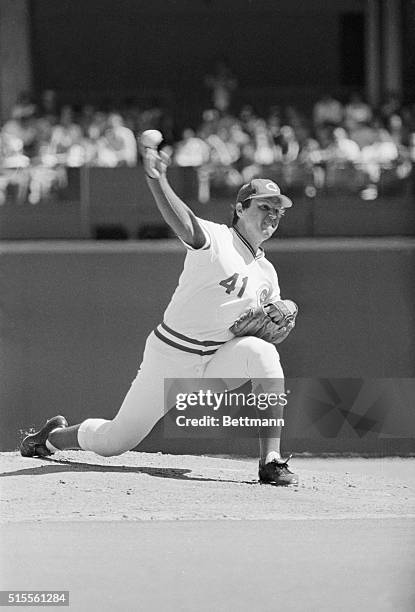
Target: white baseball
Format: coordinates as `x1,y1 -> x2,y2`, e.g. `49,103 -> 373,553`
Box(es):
140,129 -> 163,149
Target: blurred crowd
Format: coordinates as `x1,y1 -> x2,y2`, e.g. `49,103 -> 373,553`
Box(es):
173,90 -> 414,202
1,87 -> 414,204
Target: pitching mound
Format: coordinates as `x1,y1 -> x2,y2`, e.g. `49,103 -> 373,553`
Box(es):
1,452 -> 414,522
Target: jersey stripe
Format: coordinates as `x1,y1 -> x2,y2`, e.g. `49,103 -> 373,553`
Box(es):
161,322 -> 225,347
154,328 -> 219,356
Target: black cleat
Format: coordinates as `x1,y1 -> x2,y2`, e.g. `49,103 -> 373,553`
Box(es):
258,455 -> 299,486
20,415 -> 68,458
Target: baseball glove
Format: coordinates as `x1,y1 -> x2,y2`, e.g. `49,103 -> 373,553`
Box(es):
230,299 -> 298,344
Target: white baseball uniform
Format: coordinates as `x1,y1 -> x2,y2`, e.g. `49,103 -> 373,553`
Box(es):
78,219 -> 285,456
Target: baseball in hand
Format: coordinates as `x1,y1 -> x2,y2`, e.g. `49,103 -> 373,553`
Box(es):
140,129 -> 163,149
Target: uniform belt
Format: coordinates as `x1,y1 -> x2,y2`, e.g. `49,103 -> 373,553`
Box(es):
154,322 -> 225,356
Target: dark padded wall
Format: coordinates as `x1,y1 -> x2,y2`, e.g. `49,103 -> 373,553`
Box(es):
31,0 -> 362,98
1,239 -> 414,453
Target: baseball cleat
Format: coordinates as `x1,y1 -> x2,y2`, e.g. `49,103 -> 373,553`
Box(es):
20,415 -> 68,458
258,455 -> 299,486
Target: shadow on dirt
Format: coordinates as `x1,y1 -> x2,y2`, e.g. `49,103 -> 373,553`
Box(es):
0,457 -> 257,485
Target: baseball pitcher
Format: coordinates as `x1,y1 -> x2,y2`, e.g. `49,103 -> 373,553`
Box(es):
20,131 -> 299,485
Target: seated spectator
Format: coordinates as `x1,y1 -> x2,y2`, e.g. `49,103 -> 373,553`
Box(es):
386,113 -> 411,150
274,125 -> 300,163
239,104 -> 260,136
267,107 -> 282,140
344,92 -> 373,130
0,130 -> 30,169
0,131 -> 30,204
298,137 -> 325,192
35,90 -> 58,152
2,103 -> 38,159
239,140 -> 261,184
206,127 -> 239,167
276,125 -> 302,189
83,112 -> 110,166
47,105 -> 83,164
103,113 -> 137,166
198,108 -> 221,140
358,124 -> 399,200
348,121 -> 377,150
284,105 -> 309,141
252,119 -> 275,166
313,94 -> 344,128
79,104 -> 96,137
228,121 -> 250,152
330,127 -> 361,163
174,128 -> 210,167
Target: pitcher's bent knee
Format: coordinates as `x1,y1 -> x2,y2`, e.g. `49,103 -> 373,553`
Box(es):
236,336 -> 284,379
78,418 -> 141,457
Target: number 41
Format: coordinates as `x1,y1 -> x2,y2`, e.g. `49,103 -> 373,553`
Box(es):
219,273 -> 248,297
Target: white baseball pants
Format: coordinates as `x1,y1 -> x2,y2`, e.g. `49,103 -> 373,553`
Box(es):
78,331 -> 284,456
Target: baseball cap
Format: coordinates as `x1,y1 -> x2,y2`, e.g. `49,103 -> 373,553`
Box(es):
236,178 -> 293,208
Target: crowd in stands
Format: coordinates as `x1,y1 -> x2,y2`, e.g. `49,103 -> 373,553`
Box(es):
0,86 -> 414,204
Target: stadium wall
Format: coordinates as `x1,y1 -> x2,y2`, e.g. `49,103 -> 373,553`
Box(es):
1,239 -> 414,455
1,166 -> 414,240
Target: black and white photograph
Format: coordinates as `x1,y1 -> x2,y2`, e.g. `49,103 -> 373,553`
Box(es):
1,1 -> 414,610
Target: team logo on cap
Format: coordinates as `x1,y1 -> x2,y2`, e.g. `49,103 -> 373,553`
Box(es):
265,182 -> 279,192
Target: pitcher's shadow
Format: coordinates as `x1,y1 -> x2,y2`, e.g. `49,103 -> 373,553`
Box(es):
1,456 -> 257,485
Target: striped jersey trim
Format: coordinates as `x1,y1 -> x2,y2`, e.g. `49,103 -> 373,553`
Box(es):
232,226 -> 264,260
161,322 -> 225,347
155,323 -> 225,356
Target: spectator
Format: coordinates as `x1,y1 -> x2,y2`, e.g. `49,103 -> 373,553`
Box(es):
103,113 -> 137,166
239,104 -> 259,136
0,130 -> 29,169
0,131 -> 30,204
2,103 -> 38,159
313,93 -> 344,128
79,104 -> 96,136
35,89 -> 58,152
267,107 -> 282,141
252,119 -> 275,166
359,124 -> 399,200
386,113 -> 410,149
348,121 -> 377,150
206,127 -> 239,166
330,127 -> 361,163
174,128 -> 210,167
275,125 -> 300,164
198,108 -> 221,140
228,121 -> 250,152
47,105 -> 83,164
298,137 -> 325,193
344,92 -> 373,129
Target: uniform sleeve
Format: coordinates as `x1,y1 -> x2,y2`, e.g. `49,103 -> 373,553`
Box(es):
179,217 -> 212,251
179,219 -> 228,263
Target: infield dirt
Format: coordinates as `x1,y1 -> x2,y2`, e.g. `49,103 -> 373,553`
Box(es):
1,453 -> 414,522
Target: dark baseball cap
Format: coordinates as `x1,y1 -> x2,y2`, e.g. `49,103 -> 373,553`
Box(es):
236,178 -> 293,208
